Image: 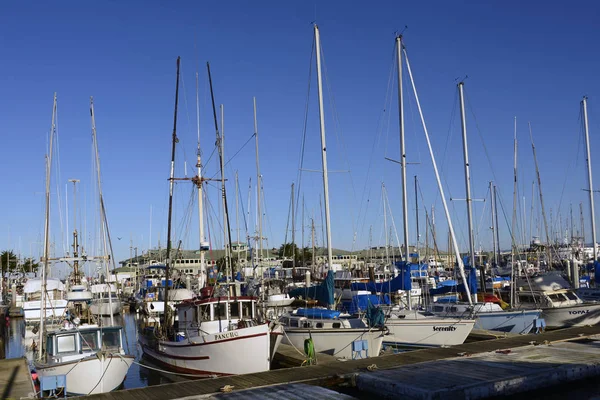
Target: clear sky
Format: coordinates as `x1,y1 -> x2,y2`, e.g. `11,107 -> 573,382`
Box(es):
1,1 -> 600,277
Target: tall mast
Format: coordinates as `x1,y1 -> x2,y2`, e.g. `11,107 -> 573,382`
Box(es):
458,82 -> 480,291
39,93 -> 57,361
253,97 -> 263,265
511,118 -> 518,305
163,57 -> 180,328
383,183 -> 390,267
404,48 -> 473,305
490,181 -> 498,267
314,25 -> 333,272
195,71 -> 206,286
220,104 -> 230,277
582,97 -> 597,263
415,175 -> 420,261
396,35 -> 410,269
68,179 -> 80,284
291,182 -> 296,269
530,122 -> 552,266
207,62 -> 234,279
90,97 -> 114,327
493,185 -> 501,267
302,195 -> 305,267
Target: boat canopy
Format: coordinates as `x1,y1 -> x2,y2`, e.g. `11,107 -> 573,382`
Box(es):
24,278 -> 65,293
350,261 -> 412,292
288,270 -> 334,306
294,308 -> 340,319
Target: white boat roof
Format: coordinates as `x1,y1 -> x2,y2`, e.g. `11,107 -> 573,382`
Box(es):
23,278 -> 65,293
90,283 -> 117,293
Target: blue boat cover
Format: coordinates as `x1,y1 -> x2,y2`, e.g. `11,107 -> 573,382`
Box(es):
295,308 -> 341,319
288,270 -> 335,306
429,265 -> 477,296
594,261 -> 600,280
342,294 -> 390,314
350,261 -> 411,292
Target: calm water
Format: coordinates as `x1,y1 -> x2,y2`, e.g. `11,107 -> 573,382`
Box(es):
0,311 -> 199,390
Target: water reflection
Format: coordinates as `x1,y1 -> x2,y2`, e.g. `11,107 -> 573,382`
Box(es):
2,311 -> 198,390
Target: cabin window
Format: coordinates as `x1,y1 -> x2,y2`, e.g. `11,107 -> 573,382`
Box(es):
57,335 -> 76,353
102,330 -> 121,350
280,317 -> 289,326
215,303 -> 226,319
80,331 -> 99,351
302,322 -> 311,328
315,322 -> 323,328
241,302 -> 252,318
46,337 -> 54,356
290,319 -> 299,327
229,302 -> 240,318
433,306 -> 444,313
565,292 -> 578,301
449,307 -> 457,313
332,322 -> 341,329
548,294 -> 564,302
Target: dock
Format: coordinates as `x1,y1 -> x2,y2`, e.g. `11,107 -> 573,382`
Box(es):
81,325 -> 600,400
0,357 -> 35,400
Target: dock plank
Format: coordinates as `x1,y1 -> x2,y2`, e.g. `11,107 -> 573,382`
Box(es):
81,325 -> 600,400
0,357 -> 35,400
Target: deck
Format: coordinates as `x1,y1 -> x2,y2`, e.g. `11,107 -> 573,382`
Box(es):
0,357 -> 35,400
82,325 -> 600,400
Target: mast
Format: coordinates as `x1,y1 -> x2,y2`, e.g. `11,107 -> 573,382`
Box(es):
396,35 -> 410,271
207,62 -> 234,279
511,118 -> 518,306
90,97 -> 115,327
383,183 -> 390,267
493,185 -> 501,267
39,93 -> 57,361
458,82 -> 482,292
314,25 -> 334,272
302,195 -> 305,267
291,183 -> 296,269
415,175 -> 420,261
582,97 -> 598,263
404,48 -> 473,305
530,122 -> 552,266
221,104 -> 229,277
195,71 -> 206,286
490,181 -> 498,267
253,97 -> 263,265
68,179 -> 80,284
163,57 -> 180,329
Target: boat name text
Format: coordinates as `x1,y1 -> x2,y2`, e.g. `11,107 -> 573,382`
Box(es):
433,326 -> 457,332
215,331 -> 239,340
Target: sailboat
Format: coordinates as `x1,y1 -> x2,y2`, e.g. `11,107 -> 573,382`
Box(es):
138,57 -> 282,376
278,25 -> 385,359
35,94 -> 133,396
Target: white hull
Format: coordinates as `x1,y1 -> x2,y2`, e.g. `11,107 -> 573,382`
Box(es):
282,328 -> 384,359
541,303 -> 600,329
384,316 -> 475,347
36,354 -> 134,395
90,299 -> 122,316
23,300 -> 68,321
139,323 -> 276,376
473,310 -> 540,333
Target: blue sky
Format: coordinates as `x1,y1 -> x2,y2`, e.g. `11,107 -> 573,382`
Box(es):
1,1 -> 600,276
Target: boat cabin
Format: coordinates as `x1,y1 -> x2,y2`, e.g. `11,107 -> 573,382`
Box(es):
45,326 -> 125,363
518,289 -> 583,309
177,297 -> 258,334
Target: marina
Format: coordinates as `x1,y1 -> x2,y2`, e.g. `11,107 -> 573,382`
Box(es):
2,2 -> 600,399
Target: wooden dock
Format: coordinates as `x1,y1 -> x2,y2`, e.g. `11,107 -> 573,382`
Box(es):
0,357 -> 35,400
82,325 -> 600,400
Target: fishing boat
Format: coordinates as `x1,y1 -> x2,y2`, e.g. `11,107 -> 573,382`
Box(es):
36,324 -> 134,395
34,94 -> 133,395
516,273 -> 600,329
22,278 -> 67,322
139,294 -> 283,375
90,283 -> 122,316
138,58 -> 281,376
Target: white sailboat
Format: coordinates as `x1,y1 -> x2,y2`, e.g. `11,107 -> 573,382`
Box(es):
138,57 -> 282,376
22,278 -> 67,322
90,283 -> 122,316
35,95 -> 133,396
278,25 -> 385,359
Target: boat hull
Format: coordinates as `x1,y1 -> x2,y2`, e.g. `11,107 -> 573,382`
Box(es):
139,323 -> 275,376
474,309 -> 540,333
35,354 -> 134,395
23,300 -> 68,321
384,318 -> 475,347
282,328 -> 385,359
90,299 -> 122,316
541,303 -> 600,329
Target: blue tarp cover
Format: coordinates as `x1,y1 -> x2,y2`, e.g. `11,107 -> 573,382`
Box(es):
350,261 -> 412,292
288,270 -> 335,306
294,308 -> 340,319
342,294 -> 390,314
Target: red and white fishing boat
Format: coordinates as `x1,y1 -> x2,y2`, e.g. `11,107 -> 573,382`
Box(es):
138,295 -> 283,376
